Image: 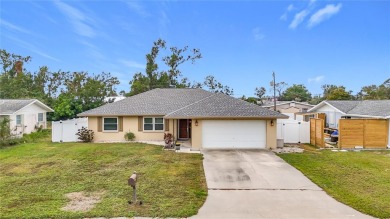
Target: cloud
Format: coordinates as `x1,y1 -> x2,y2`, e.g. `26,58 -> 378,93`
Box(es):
280,4 -> 295,21
289,10 -> 309,29
252,27 -> 265,40
308,3 -> 342,28
287,4 -> 295,11
119,60 -> 145,69
53,1 -> 96,38
308,75 -> 325,83
5,35 -> 60,62
0,19 -> 32,34
126,1 -> 150,17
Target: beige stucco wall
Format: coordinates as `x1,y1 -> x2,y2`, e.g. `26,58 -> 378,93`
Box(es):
90,116 -> 176,142
266,120 -> 277,149
191,120 -> 202,149
189,119 -> 277,150
90,117 -> 277,149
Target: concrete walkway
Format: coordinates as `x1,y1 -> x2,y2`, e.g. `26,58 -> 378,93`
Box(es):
191,150 -> 373,219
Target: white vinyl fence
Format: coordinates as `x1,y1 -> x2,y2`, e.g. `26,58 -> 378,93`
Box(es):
277,120 -> 310,144
52,118 -> 88,142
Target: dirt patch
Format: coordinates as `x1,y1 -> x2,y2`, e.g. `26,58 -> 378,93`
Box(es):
61,191 -> 104,212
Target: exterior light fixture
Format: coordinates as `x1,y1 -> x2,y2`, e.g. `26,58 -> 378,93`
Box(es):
270,120 -> 274,126
195,120 -> 198,126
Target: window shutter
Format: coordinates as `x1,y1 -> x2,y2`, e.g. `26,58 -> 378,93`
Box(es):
119,116 -> 123,131
165,119 -> 169,131
97,117 -> 102,132
138,116 -> 143,131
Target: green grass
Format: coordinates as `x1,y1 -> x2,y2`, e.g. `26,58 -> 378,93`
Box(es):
0,142 -> 207,218
278,145 -> 390,219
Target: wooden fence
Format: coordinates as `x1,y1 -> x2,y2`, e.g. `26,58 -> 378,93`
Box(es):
310,118 -> 324,147
339,119 -> 389,149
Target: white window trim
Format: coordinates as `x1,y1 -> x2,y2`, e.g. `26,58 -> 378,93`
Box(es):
38,113 -> 44,122
103,117 -> 118,132
16,115 -> 23,126
143,117 -> 164,132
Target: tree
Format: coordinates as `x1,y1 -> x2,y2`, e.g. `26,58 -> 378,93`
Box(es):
280,84 -> 311,101
270,81 -> 288,98
358,78 -> 390,100
254,87 -> 266,104
327,86 -> 353,100
202,75 -> 234,96
1,49 -> 120,120
128,39 -> 202,96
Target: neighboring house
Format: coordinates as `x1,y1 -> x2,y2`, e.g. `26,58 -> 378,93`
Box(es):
78,88 -> 288,149
308,100 -> 390,128
0,99 -> 54,135
262,101 -> 314,120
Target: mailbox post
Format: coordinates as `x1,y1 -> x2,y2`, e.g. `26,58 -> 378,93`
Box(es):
128,171 -> 137,204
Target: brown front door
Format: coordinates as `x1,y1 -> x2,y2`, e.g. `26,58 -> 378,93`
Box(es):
179,119 -> 189,139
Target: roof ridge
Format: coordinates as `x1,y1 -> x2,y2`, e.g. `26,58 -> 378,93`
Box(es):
164,92 -> 217,116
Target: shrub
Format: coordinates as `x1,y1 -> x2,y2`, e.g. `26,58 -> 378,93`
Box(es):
22,129 -> 51,143
0,117 -> 11,142
76,127 -> 94,142
124,131 -> 135,141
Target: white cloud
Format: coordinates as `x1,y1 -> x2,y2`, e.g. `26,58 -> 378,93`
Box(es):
308,75 -> 325,83
120,60 -> 145,69
280,4 -> 295,21
54,1 -> 96,38
126,1 -> 150,17
0,19 -> 32,34
5,35 -> 60,62
308,3 -> 342,28
252,27 -> 265,40
289,10 -> 309,29
287,4 -> 295,11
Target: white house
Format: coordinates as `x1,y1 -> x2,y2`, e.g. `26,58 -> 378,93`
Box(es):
0,99 -> 54,136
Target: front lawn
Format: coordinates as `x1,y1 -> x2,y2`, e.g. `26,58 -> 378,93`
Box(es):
0,142 -> 207,218
278,145 -> 390,219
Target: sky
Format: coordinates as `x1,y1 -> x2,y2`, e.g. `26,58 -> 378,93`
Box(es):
1,0 -> 389,98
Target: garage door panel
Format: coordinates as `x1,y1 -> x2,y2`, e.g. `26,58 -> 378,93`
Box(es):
202,120 -> 266,149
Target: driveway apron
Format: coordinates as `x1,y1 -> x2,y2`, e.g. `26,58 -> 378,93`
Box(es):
192,150 -> 373,219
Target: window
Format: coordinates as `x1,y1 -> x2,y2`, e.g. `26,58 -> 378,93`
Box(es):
38,113 -> 44,122
144,117 -> 164,131
16,115 -> 22,125
103,117 -> 118,131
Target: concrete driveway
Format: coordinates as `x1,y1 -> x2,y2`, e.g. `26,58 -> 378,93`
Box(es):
192,150 -> 373,219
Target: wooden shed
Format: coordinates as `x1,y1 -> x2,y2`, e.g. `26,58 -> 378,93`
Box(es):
308,100 -> 390,149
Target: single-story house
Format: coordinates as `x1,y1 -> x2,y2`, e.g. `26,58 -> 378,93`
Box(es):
308,100 -> 390,148
262,101 -> 314,120
308,100 -> 390,128
78,88 -> 288,149
0,99 -> 54,135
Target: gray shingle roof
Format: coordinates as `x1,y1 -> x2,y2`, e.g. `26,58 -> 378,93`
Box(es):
347,100 -> 390,117
78,88 -> 287,119
310,100 -> 390,118
166,92 -> 286,118
0,99 -> 36,115
326,100 -> 361,113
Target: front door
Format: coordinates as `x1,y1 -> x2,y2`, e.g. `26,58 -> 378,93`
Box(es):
179,119 -> 189,139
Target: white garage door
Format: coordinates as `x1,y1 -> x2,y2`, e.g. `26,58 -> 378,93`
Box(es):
202,120 -> 266,149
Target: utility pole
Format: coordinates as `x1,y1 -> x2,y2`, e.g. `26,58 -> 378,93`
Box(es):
273,71 -> 276,111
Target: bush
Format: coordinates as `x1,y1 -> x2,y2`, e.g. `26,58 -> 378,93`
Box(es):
124,131 -> 135,141
0,117 -> 11,142
0,137 -> 24,147
22,129 -> 51,143
76,127 -> 94,142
